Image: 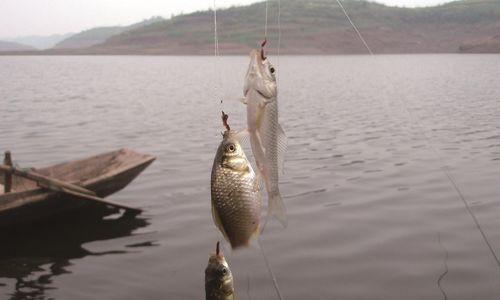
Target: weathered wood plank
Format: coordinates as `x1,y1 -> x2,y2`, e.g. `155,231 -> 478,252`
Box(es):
60,187 -> 141,213
0,164 -> 142,212
0,164 -> 95,196
3,152 -> 12,193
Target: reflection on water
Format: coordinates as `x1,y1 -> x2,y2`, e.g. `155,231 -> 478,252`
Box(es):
0,208 -> 151,299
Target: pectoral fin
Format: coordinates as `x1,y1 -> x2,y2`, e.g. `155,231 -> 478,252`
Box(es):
211,202 -> 230,243
234,128 -> 249,141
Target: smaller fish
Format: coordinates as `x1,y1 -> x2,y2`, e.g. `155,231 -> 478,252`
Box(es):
205,241 -> 235,300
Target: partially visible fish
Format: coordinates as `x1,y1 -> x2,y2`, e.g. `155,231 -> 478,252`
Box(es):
205,241 -> 235,300
211,129 -> 261,249
243,49 -> 287,227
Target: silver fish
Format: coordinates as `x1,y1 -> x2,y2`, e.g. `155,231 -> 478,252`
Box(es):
243,49 -> 287,227
211,129 -> 261,249
205,242 -> 235,300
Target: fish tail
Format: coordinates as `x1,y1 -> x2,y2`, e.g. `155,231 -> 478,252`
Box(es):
267,191 -> 287,228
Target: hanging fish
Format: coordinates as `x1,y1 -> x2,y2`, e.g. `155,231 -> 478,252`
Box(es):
205,241 -> 235,300
242,49 -> 287,227
211,114 -> 261,249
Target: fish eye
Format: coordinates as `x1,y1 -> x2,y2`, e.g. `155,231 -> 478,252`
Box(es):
270,66 -> 275,74
221,267 -> 228,275
226,143 -> 236,153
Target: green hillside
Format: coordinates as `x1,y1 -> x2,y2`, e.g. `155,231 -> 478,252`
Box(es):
86,0 -> 500,54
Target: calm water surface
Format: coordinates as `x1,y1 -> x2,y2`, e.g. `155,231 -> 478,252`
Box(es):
0,55 -> 499,299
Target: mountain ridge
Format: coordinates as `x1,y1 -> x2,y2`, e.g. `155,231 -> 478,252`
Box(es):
4,33 -> 74,50
53,16 -> 165,49
0,40 -> 36,52
2,0 -> 500,55
88,0 -> 500,54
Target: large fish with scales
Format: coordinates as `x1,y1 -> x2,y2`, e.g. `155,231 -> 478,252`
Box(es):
211,123 -> 261,249
242,49 -> 287,227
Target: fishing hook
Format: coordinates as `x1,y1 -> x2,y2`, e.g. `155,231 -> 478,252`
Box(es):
221,111 -> 230,131
261,38 -> 267,60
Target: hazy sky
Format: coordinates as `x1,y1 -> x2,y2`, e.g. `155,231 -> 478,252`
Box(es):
1,0 -> 452,38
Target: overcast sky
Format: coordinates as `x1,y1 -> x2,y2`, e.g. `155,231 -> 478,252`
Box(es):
1,0 -> 453,38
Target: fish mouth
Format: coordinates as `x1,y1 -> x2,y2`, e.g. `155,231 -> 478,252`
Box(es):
250,49 -> 263,64
248,49 -> 266,75
245,49 -> 276,99
244,49 -> 264,96
249,49 -> 266,78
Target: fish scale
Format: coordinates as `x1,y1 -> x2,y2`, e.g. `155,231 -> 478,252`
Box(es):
262,99 -> 286,197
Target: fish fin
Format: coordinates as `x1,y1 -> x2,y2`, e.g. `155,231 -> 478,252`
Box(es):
268,192 -> 288,228
252,223 -> 261,241
211,201 -> 230,243
258,97 -> 274,109
234,128 -> 249,140
255,104 -> 267,132
239,97 -> 248,105
261,214 -> 269,234
263,96 -> 276,105
255,130 -> 266,156
254,80 -> 277,99
277,123 -> 287,174
246,228 -> 261,250
255,172 -> 263,191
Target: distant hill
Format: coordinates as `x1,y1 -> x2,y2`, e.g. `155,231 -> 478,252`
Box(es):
86,0 -> 500,54
53,16 -> 165,49
53,27 -> 126,49
0,40 -> 36,52
2,0 -> 500,55
5,33 -> 74,50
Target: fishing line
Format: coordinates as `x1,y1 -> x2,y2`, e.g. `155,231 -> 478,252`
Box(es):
437,232 -> 449,300
263,4 -> 285,298
257,239 -> 284,300
334,0 -> 499,268
406,92 -> 500,267
277,0 -> 281,86
210,2 -> 285,299
265,0 -> 269,39
259,4 -> 285,297
395,94 -> 500,268
246,274 -> 252,300
335,0 -> 373,55
213,0 -> 219,58
372,74 -> 500,267
212,0 -> 222,108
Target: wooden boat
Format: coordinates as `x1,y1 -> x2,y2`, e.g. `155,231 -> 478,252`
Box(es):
0,149 -> 155,228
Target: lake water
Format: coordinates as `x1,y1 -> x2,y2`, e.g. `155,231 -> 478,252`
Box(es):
0,55 -> 499,299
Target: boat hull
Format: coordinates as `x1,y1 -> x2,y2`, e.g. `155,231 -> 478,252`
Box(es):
0,149 -> 155,228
